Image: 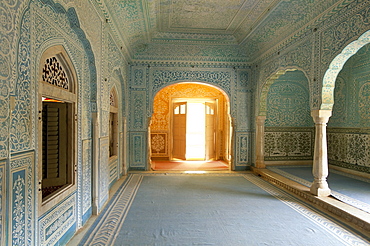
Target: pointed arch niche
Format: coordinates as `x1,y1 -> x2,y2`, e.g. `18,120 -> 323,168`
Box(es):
38,45 -> 78,212
149,82 -> 232,169
256,69 -> 313,167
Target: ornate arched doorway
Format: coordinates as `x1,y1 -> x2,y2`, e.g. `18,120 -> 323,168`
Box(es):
149,82 -> 232,171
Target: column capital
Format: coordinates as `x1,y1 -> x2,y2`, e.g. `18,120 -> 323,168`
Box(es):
311,110 -> 332,123
256,115 -> 266,124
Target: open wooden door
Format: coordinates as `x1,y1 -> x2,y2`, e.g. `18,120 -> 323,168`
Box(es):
172,102 -> 187,160
205,101 -> 216,160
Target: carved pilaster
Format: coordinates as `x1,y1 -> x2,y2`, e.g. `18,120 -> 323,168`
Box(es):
255,116 -> 266,169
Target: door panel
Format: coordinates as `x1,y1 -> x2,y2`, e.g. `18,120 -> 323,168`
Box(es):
172,102 -> 186,160
205,101 -> 216,160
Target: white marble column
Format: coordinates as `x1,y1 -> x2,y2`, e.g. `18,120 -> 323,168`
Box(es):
255,116 -> 266,169
310,110 -> 332,196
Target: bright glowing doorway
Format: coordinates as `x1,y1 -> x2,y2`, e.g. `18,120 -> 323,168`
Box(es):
149,82 -> 232,170
186,102 -> 206,160
172,99 -> 216,161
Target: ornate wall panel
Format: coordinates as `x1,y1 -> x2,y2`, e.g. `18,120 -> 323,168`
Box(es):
265,71 -> 312,127
130,90 -> 147,130
10,8 -> 32,153
131,66 -> 147,89
10,151 -> 34,246
264,128 -> 314,160
134,43 -> 249,63
81,139 -> 92,219
328,128 -> 370,171
130,132 -> 146,169
236,133 -> 249,167
149,68 -> 233,100
38,194 -> 76,246
150,133 -> 167,157
0,0 -> 29,158
99,137 -> 109,209
0,160 -> 4,245
236,91 -> 249,131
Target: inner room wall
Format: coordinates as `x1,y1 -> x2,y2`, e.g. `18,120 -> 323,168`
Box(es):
264,70 -> 314,164
328,43 -> 370,172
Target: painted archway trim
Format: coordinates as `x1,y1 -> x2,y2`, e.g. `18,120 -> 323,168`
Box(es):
258,68 -> 297,116
40,0 -> 98,111
321,30 -> 370,110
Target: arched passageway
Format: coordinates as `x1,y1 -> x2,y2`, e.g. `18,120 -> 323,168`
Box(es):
149,82 -> 232,171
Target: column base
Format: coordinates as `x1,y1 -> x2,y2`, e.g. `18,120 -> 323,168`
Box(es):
255,160 -> 266,169
310,182 -> 331,197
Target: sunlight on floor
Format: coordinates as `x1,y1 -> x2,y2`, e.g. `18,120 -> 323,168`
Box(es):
184,171 -> 207,174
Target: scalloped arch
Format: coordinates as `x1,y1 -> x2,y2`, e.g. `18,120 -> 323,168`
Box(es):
321,30 -> 370,110
258,68 -> 310,116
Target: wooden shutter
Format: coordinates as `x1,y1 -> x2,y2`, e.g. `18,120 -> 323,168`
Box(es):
42,102 -> 67,187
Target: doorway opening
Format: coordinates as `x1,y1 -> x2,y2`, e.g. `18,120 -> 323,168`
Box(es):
172,99 -> 215,161
149,82 -> 232,171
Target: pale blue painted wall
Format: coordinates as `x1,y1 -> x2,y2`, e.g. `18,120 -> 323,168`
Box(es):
327,43 -> 370,171
1,0 -> 370,245
264,71 -> 314,161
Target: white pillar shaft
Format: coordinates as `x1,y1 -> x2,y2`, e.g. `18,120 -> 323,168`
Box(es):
310,110 -> 331,196
255,116 -> 266,168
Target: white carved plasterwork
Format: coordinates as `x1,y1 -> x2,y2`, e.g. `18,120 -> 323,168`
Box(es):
130,132 -> 145,168
236,133 -> 249,165
10,152 -> 33,246
130,90 -> 146,130
0,160 -> 3,245
82,139 -> 92,215
0,1 -> 29,159
39,194 -> 76,246
99,137 -> 109,209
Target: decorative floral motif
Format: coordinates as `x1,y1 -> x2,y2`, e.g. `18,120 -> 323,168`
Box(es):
359,82 -> 370,119
151,134 -> 165,153
132,134 -> 144,167
12,174 -> 25,246
328,130 -> 370,168
265,129 -> 313,160
131,91 -> 145,130
265,76 -> 312,127
0,166 -> 3,243
237,135 -> 248,164
151,69 -> 232,96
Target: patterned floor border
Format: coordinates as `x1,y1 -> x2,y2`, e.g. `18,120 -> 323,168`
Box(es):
80,173 -> 369,245
267,166 -> 370,214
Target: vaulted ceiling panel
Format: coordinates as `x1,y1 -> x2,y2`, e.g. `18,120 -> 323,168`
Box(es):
100,0 -> 349,63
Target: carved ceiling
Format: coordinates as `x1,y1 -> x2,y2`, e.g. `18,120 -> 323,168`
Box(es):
100,0 -> 345,62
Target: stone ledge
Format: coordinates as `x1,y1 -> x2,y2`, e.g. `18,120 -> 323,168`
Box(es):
252,167 -> 370,236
